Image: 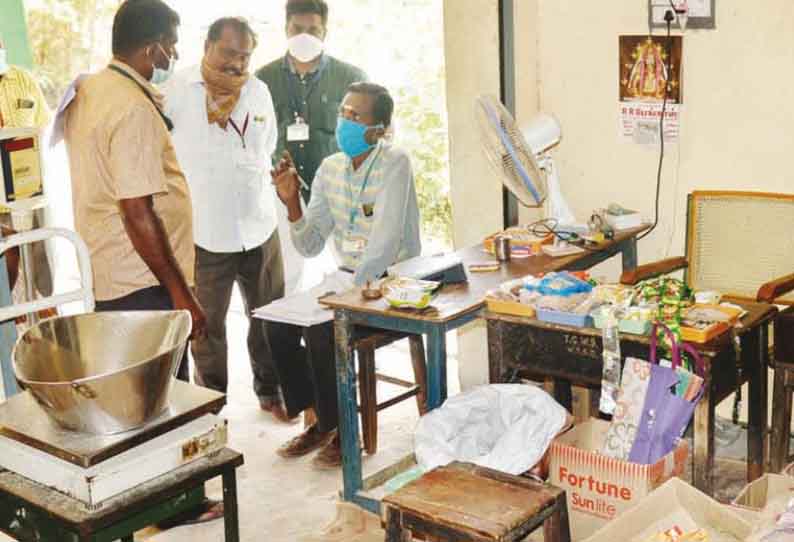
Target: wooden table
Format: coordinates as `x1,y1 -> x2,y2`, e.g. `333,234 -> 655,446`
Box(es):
485,301 -> 776,496
321,227 -> 646,514
0,448 -> 243,541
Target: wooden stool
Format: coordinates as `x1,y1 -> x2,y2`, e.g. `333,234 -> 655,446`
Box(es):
382,462 -> 570,542
357,331 -> 427,455
302,330 -> 427,455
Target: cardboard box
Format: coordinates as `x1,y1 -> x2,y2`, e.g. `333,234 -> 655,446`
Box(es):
731,473 -> 794,533
584,478 -> 754,542
548,418 -> 688,540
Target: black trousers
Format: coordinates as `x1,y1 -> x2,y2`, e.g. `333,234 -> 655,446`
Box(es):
95,286 -> 189,382
267,320 -> 338,433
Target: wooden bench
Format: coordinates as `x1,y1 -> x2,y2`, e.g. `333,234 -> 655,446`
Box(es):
382,462 -> 570,542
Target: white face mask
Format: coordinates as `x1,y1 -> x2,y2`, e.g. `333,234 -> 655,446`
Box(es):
0,49 -> 9,75
287,33 -> 324,63
150,44 -> 175,85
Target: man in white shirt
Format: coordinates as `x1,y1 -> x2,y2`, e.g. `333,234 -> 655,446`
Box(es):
164,17 -> 289,421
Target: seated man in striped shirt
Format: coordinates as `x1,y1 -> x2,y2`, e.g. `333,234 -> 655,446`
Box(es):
270,82 -> 420,468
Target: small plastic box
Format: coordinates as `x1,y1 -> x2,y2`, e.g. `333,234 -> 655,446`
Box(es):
536,308 -> 593,328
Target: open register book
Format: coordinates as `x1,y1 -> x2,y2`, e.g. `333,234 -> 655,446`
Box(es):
252,270 -> 353,327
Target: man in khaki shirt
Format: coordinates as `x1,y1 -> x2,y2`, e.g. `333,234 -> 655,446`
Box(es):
64,0 -> 207,383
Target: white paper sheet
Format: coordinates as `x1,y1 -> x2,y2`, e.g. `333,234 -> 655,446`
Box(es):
50,74 -> 88,148
252,270 -> 353,327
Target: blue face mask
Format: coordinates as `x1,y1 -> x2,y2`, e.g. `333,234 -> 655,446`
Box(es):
149,44 -> 175,85
335,117 -> 382,158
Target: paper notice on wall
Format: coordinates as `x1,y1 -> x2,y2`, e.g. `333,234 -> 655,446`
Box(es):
619,102 -> 681,145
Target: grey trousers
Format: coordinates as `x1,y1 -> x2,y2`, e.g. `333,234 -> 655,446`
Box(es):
95,285 -> 189,382
191,230 -> 285,400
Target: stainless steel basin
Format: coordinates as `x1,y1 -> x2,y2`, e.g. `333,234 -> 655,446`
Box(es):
12,310 -> 191,435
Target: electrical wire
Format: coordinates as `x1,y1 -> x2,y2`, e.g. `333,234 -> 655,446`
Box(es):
639,4 -> 676,242
527,219 -> 603,252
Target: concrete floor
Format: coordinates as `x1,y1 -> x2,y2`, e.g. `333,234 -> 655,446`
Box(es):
130,288 -> 458,542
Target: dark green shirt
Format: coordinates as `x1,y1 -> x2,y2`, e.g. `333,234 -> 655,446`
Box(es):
256,54 -> 367,201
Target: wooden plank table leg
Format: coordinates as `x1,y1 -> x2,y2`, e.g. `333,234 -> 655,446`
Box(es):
620,236 -> 638,273
358,346 -> 377,455
747,324 -> 768,481
693,384 -> 715,495
383,505 -> 409,542
770,365 -> 790,473
223,467 -> 240,542
408,336 -> 428,415
426,326 -> 448,409
334,309 -> 363,502
544,492 -> 572,542
488,318 -> 506,384
571,386 -> 593,423
552,379 -> 573,412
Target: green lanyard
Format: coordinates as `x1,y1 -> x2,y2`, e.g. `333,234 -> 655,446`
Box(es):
347,146 -> 382,228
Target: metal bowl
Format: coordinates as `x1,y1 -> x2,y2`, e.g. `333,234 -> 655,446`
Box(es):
12,310 -> 191,435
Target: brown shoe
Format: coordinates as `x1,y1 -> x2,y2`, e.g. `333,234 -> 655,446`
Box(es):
312,430 -> 342,470
277,425 -> 334,458
260,397 -> 299,424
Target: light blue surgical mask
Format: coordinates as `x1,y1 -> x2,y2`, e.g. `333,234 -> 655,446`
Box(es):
335,117 -> 382,158
149,44 -> 174,85
0,49 -> 9,75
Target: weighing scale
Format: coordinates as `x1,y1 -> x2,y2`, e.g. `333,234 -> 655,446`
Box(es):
0,228 -> 232,514
0,381 -> 228,509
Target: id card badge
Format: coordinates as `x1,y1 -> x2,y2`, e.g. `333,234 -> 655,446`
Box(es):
342,231 -> 366,255
287,117 -> 310,142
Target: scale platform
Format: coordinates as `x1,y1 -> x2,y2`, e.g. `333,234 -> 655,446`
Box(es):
0,380 -> 225,468
0,381 -> 227,508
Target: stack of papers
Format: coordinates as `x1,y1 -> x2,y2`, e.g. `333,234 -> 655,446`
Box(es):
252,271 -> 353,327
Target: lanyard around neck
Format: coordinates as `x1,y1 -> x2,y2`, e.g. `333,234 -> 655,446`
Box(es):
228,113 -> 249,149
108,65 -> 173,132
285,55 -> 329,120
347,145 -> 382,227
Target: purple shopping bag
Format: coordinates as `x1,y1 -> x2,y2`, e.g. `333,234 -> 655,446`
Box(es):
628,324 -> 705,465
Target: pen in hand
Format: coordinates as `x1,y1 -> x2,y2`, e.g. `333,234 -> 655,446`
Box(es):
272,150 -> 310,192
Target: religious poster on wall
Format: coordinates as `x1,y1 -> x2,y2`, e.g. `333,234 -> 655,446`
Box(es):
618,35 -> 683,145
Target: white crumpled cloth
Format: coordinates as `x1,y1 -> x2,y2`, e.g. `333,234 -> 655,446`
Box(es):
414,384 -> 569,475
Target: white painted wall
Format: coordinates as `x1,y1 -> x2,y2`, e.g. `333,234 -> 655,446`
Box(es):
532,0 -> 794,280
444,0 -> 794,389
443,0 -> 501,389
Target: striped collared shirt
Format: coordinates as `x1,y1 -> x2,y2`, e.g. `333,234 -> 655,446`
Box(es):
290,141 -> 421,285
0,66 -> 50,129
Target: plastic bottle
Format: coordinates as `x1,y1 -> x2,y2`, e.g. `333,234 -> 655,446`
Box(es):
599,307 -> 622,415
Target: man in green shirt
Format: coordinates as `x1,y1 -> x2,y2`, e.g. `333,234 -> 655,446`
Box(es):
256,0 -> 367,297
256,0 -> 367,203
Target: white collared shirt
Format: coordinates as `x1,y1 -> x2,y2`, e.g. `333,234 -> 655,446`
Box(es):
163,65 -> 278,253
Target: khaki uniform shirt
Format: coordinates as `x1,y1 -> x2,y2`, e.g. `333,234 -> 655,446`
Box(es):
64,60 -> 194,301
